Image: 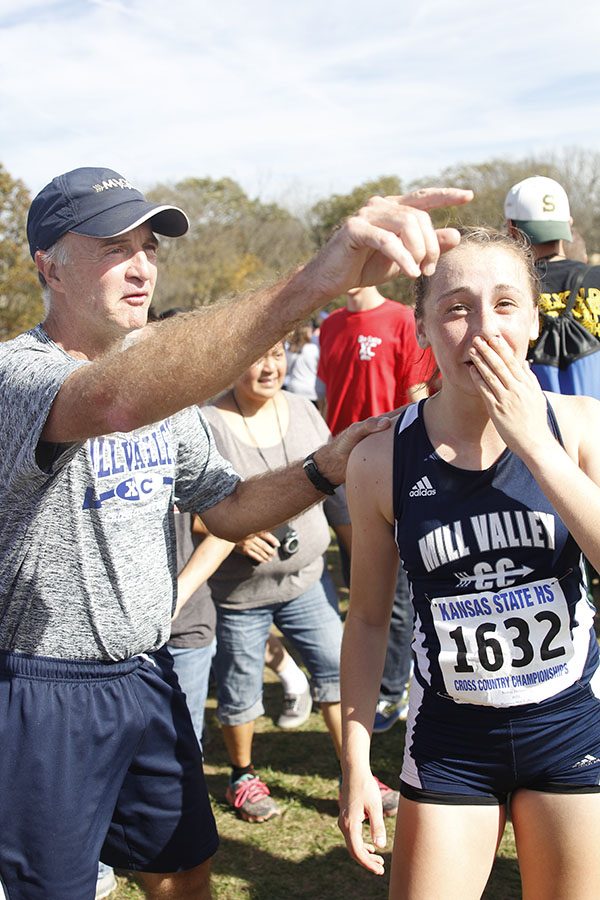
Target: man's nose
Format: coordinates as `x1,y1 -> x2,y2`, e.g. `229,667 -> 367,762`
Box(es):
128,250 -> 152,280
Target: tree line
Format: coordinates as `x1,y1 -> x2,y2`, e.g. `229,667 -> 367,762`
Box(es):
2,148 -> 599,340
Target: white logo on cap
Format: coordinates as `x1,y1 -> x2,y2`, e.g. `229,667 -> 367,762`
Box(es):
92,178 -> 135,193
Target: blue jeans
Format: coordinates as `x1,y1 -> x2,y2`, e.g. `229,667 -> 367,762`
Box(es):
379,565 -> 413,702
321,564 -> 341,613
214,579 -> 342,726
339,543 -> 412,703
168,639 -> 216,749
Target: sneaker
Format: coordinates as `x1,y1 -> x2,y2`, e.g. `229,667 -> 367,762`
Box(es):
277,683 -> 313,729
95,863 -> 116,899
372,696 -> 409,734
374,775 -> 400,817
337,775 -> 399,818
225,773 -> 281,823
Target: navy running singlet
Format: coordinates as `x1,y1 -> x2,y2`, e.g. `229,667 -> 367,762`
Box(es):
393,399 -> 598,709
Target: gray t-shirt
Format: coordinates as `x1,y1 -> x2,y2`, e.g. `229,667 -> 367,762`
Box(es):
0,326 -> 240,661
204,392 -> 349,609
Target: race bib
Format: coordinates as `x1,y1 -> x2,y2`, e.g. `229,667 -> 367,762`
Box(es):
431,577 -> 578,706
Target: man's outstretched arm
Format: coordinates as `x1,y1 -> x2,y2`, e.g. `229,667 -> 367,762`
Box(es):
42,188 -> 472,443
201,415 -> 391,542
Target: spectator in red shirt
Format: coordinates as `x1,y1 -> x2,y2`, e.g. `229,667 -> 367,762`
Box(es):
318,286 -> 434,435
318,285 -> 435,732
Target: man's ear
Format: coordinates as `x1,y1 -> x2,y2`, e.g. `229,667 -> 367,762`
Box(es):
35,250 -> 64,293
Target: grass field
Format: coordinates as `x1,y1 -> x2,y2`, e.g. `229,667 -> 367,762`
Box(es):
110,549 -> 599,899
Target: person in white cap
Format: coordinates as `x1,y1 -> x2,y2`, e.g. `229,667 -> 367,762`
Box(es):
505,175 -> 600,398
0,166 -> 471,900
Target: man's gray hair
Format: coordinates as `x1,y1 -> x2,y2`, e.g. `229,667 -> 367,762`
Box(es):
38,235 -> 71,313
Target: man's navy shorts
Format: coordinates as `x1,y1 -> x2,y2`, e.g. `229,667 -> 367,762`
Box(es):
0,647 -> 218,900
400,672 -> 600,804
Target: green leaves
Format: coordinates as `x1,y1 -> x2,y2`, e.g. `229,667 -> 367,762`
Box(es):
2,149 -> 599,340
146,177 -> 313,312
0,164 -> 42,340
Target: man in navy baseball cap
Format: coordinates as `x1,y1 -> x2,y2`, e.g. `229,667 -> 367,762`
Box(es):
27,166 -> 189,258
0,173 -> 472,899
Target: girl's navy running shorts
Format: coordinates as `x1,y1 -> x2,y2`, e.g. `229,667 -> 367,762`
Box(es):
400,670 -> 600,804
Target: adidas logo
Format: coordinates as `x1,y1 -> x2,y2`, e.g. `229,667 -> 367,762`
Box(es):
572,754 -> 599,768
409,476 -> 436,498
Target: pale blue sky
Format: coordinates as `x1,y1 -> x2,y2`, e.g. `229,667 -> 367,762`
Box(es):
1,0 -> 599,205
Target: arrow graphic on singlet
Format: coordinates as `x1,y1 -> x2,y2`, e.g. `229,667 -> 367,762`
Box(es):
455,563 -> 534,589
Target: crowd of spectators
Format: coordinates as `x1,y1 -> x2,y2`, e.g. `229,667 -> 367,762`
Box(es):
1,166 -> 599,900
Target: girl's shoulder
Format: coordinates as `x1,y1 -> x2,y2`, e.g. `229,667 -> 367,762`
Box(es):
349,418 -> 397,474
545,390 -> 600,425
544,391 -> 600,456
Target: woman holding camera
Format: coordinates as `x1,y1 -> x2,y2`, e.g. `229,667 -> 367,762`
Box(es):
203,342 -> 399,823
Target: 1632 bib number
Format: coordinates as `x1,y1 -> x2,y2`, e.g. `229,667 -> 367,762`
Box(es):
431,577 -> 578,706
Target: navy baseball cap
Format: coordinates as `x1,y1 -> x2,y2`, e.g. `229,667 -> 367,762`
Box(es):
27,167 -> 190,259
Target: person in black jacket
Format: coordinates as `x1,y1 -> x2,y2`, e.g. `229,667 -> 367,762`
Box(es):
505,175 -> 600,398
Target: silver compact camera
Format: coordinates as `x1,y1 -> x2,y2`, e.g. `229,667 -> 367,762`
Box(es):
272,524 -> 300,559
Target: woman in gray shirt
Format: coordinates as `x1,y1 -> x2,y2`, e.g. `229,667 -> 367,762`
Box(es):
204,342 -> 399,824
